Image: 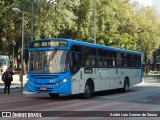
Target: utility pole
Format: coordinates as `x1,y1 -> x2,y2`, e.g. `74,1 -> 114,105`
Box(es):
93,0 -> 96,44
12,8 -> 24,95
31,0 -> 36,40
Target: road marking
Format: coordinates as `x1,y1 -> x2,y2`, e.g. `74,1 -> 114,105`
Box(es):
105,87 -> 160,99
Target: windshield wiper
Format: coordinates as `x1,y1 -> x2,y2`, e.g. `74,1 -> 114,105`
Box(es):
48,49 -> 58,64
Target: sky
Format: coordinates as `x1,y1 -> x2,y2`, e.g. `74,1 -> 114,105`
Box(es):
133,0 -> 152,6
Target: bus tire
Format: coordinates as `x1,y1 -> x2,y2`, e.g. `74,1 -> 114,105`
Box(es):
123,79 -> 129,92
49,93 -> 59,98
83,82 -> 92,99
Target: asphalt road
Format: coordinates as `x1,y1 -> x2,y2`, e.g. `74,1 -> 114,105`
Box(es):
91,80 -> 160,106
0,79 -> 160,119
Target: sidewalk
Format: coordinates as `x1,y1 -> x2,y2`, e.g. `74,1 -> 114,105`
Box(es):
0,74 -> 33,94
0,74 -> 27,89
142,76 -> 160,83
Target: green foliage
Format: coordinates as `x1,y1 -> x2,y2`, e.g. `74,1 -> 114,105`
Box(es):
1,0 -> 160,65
0,0 -> 21,56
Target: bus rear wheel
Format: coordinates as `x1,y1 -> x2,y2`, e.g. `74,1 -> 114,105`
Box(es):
49,93 -> 59,98
83,83 -> 92,99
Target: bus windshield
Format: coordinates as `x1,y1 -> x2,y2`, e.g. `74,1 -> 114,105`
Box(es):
29,50 -> 69,73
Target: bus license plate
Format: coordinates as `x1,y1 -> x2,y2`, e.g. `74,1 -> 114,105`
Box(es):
40,87 -> 47,90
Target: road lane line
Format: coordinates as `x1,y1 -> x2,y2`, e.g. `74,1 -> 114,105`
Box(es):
105,87 -> 160,99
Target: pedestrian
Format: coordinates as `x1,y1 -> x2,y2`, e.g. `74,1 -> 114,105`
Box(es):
2,67 -> 14,95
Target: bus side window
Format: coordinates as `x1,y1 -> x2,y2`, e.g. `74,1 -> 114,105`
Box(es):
70,45 -> 82,75
84,47 -> 96,66
97,50 -> 103,66
116,52 -> 124,67
108,51 -> 116,67
70,52 -> 82,74
124,54 -> 128,67
72,53 -> 81,66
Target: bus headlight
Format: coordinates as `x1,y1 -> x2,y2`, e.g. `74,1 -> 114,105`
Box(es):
27,80 -> 34,85
60,78 -> 68,85
63,78 -> 68,83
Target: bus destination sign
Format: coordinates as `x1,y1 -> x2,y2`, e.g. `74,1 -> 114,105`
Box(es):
30,40 -> 68,48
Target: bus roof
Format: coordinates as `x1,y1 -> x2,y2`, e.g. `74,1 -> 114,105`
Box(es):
29,38 -> 141,55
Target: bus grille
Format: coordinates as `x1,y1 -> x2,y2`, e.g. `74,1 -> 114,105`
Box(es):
33,82 -> 55,85
30,75 -> 58,79
44,83 -> 55,85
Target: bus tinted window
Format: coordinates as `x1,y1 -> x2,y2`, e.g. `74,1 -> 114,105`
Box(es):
97,50 -> 108,67
116,53 -> 124,67
135,55 -> 141,68
70,45 -> 82,74
84,47 -> 96,66
129,54 -> 135,67
108,51 -> 116,67
97,50 -> 103,66
124,54 -> 129,67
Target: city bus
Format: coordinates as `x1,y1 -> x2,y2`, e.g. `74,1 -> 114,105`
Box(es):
26,38 -> 142,98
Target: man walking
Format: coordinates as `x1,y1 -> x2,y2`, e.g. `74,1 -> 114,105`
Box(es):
2,67 -> 14,95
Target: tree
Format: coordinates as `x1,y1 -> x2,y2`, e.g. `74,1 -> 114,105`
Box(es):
1,0 -> 160,71
134,6 -> 160,62
33,0 -> 77,39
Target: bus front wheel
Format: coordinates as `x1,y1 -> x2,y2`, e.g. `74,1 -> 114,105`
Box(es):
83,83 -> 92,99
49,93 -> 59,98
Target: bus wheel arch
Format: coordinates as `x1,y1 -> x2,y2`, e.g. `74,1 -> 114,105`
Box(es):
123,77 -> 130,92
83,78 -> 94,99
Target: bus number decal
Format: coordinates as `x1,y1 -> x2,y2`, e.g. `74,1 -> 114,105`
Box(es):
50,80 -> 54,83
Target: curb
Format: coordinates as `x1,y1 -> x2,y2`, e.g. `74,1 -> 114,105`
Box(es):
0,85 -> 20,89
23,91 -> 35,95
0,85 -> 34,95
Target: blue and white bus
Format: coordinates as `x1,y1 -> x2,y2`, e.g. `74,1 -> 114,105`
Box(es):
26,38 -> 142,98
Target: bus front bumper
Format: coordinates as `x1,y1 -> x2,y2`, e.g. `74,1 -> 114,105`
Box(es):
26,81 -> 71,94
